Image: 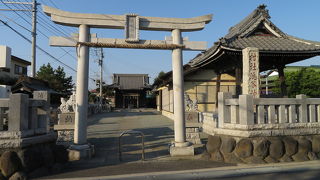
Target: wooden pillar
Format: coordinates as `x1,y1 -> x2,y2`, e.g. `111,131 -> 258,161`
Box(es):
215,73 -> 221,108
235,67 -> 242,97
277,65 -> 287,97
159,90 -> 163,111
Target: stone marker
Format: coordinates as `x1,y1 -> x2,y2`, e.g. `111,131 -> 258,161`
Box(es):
59,113 -> 75,125
242,47 -> 260,98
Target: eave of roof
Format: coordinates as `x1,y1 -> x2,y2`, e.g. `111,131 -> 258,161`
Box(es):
11,56 -> 31,66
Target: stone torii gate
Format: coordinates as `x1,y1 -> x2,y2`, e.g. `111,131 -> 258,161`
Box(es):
43,5 -> 212,159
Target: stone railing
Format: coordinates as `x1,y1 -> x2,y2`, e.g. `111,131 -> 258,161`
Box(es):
199,112 -> 217,135
55,103 -> 111,146
0,91 -> 56,148
208,92 -> 320,137
88,103 -> 111,116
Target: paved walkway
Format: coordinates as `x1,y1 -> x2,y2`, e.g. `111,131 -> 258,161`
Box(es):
40,109 -> 233,179
39,109 -> 320,179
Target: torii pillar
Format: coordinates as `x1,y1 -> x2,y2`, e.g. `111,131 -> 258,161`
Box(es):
43,5 -> 212,159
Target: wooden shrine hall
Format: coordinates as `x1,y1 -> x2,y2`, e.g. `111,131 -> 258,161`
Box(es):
189,4 -> 320,97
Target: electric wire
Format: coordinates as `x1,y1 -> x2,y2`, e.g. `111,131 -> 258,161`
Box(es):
0,19 -> 77,72
0,12 -> 31,32
1,0 -> 101,81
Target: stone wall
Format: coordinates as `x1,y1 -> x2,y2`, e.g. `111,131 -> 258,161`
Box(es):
0,142 -> 68,179
206,134 -> 320,164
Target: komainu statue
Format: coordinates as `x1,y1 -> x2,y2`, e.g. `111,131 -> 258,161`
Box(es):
184,93 -> 198,112
59,91 -> 76,113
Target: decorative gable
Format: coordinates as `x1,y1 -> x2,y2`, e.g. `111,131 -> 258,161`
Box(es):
246,22 -> 276,37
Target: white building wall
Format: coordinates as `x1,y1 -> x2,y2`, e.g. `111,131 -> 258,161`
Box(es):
0,46 -> 12,98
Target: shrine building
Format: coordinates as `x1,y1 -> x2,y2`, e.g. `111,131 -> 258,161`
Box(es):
156,4 -> 320,114
110,74 -> 152,108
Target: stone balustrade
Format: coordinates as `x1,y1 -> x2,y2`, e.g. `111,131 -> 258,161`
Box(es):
87,103 -> 111,116
203,92 -> 320,137
199,112 -> 217,135
0,91 -> 56,148
55,103 -> 111,146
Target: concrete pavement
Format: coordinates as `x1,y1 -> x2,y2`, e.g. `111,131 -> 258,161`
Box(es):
40,109 -> 233,179
39,109 -> 320,180
42,160 -> 320,180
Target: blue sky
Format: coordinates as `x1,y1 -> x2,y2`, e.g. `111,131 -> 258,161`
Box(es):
1,0 -> 320,89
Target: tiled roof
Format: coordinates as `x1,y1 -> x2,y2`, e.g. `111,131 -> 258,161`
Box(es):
225,36 -> 320,52
113,74 -> 150,90
189,4 -> 320,67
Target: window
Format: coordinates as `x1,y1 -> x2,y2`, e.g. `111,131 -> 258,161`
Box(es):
14,65 -> 27,75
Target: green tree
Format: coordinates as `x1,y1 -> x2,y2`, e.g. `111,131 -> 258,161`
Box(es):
153,71 -> 167,87
95,85 -> 115,97
36,63 -> 74,95
273,68 -> 320,98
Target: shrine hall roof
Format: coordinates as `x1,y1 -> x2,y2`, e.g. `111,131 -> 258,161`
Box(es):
189,4 -> 320,67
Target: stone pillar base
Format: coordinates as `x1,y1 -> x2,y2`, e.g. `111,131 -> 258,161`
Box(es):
68,144 -> 95,161
170,142 -> 194,156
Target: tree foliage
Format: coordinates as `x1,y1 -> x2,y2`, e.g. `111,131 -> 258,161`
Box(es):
95,85 -> 115,97
153,71 -> 167,87
273,68 -> 320,98
36,63 -> 74,95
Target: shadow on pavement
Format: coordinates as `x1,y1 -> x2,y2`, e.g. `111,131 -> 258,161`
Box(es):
38,109 -> 235,179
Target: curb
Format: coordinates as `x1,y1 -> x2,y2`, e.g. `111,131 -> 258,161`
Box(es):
46,160 -> 320,180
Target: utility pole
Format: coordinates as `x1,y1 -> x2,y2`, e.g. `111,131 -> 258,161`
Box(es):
31,0 -> 37,77
95,47 -> 104,105
1,1 -> 38,77
99,49 -> 104,105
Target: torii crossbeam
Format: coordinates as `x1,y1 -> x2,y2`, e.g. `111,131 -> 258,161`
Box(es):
43,5 -> 212,159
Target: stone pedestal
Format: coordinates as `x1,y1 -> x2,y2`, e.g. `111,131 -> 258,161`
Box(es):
185,112 -> 202,145
55,113 -> 75,146
68,144 -> 95,161
170,142 -> 194,156
186,127 -> 201,144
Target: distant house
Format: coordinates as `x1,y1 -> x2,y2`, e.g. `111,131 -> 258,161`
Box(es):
11,55 -> 30,76
0,46 -> 59,101
0,46 -> 31,97
11,76 -> 57,95
110,74 -> 152,108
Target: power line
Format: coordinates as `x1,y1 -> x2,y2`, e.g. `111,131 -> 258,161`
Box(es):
12,0 -> 98,77
0,19 -> 77,72
1,0 -> 97,81
0,13 -> 31,32
3,0 -> 78,60
1,18 -> 96,82
48,0 -> 58,8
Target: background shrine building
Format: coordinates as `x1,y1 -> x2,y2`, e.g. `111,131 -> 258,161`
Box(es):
110,74 -> 152,108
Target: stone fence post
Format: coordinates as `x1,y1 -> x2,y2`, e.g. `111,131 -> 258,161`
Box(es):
33,91 -> 50,132
296,94 -> 307,123
8,93 -> 29,131
218,92 -> 232,128
239,94 -> 254,125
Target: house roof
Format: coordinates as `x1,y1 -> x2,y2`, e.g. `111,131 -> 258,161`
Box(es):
189,4 -> 320,68
11,76 -> 58,94
11,55 -> 31,66
112,73 -> 151,90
